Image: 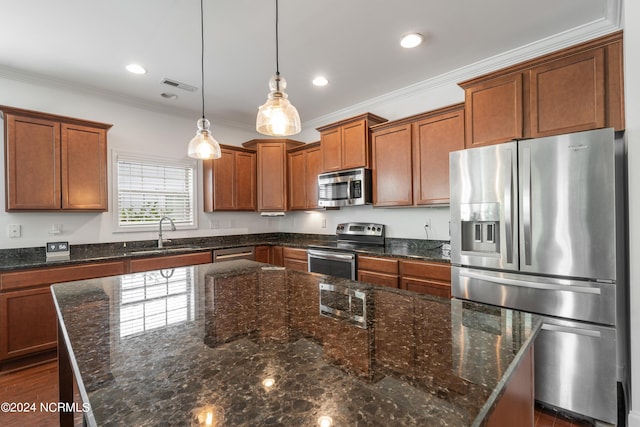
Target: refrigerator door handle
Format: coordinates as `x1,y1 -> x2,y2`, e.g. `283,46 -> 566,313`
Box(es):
459,270 -> 601,295
541,323 -> 601,338
504,150 -> 514,264
522,146 -> 532,265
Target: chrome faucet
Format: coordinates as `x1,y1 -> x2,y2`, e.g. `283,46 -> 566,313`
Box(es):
158,216 -> 176,248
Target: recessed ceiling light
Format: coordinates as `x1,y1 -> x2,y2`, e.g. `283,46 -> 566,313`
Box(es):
400,33 -> 424,49
312,76 -> 329,87
126,64 -> 147,75
160,93 -> 178,100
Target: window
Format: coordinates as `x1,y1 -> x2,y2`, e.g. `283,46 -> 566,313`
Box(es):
113,151 -> 197,231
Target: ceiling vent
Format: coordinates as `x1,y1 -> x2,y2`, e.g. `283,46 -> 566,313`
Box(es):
160,78 -> 197,92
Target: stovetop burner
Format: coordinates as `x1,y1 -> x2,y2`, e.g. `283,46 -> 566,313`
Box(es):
309,222 -> 386,252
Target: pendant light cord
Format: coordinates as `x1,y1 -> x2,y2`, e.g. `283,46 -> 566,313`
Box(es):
275,0 -> 280,76
200,0 -> 205,120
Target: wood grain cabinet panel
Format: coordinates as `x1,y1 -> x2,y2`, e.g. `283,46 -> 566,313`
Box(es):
128,251 -> 212,273
463,72 -> 524,148
203,145 -> 256,212
400,260 -> 452,299
413,107 -> 465,205
283,247 -> 308,272
288,142 -> 322,210
357,255 -> 399,289
460,31 -> 624,146
372,123 -> 413,206
242,139 -> 304,212
254,245 -> 271,263
0,287 -> 58,361
317,113 -> 387,172
371,103 -> 464,207
529,48 -> 605,138
2,106 -> 111,211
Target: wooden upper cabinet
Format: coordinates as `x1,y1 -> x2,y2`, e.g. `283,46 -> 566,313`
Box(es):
371,103 -> 465,207
462,72 -> 524,148
61,123 -> 108,210
317,113 -> 387,172
242,139 -> 304,211
288,142 -> 322,210
413,106 -> 465,205
203,145 -> 256,212
459,31 -> 624,146
372,123 -> 413,206
2,106 -> 111,211
529,48 -> 605,138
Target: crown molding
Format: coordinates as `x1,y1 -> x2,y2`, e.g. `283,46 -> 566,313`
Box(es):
303,0 -> 622,130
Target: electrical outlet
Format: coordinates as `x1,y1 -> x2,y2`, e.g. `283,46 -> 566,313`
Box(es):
321,218 -> 327,228
7,224 -> 21,238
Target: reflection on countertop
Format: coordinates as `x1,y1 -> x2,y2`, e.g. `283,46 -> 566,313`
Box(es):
52,260 -> 539,427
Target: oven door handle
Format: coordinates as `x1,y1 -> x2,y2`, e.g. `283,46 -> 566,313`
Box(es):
308,249 -> 355,261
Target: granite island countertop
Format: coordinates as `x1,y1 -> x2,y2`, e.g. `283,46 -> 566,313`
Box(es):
0,232 -> 449,271
52,260 -> 539,427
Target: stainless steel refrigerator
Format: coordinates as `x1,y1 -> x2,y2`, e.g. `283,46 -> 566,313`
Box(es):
449,127 -> 628,425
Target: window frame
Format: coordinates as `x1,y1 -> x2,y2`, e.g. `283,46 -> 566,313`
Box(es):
111,150 -> 199,233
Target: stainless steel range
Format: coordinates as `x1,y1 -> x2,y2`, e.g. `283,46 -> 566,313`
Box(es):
307,222 -> 385,280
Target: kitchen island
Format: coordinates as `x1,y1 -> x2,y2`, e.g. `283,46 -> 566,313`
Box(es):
52,260 -> 539,426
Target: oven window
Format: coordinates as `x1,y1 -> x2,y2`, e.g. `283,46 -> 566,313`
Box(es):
308,255 -> 355,280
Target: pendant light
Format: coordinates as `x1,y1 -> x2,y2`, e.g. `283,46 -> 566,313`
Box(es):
187,0 -> 222,159
256,0 -> 301,136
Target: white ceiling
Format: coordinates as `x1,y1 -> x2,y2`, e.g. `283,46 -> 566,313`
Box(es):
0,0 -> 621,131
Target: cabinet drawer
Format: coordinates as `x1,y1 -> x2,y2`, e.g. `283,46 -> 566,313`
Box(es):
283,247 -> 308,261
358,256 -> 398,274
402,278 -> 451,299
358,271 -> 398,289
0,261 -> 126,291
400,260 -> 451,282
283,258 -> 308,272
129,252 -> 212,273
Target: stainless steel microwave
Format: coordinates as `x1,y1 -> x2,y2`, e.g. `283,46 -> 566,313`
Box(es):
317,167 -> 372,207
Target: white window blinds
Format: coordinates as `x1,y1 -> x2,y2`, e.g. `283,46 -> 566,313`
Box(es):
114,152 -> 196,230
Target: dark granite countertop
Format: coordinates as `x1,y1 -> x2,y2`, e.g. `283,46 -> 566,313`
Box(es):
0,233 -> 450,272
52,260 -> 539,427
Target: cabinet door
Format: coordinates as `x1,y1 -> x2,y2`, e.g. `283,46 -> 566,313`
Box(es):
402,277 -> 451,298
288,150 -> 307,210
465,72 -> 524,148
529,48 -> 605,138
61,123 -> 107,210
5,114 -> 61,210
305,146 -> 322,209
212,148 -> 236,210
271,246 -> 284,266
254,246 -> 271,263
413,109 -> 465,205
257,143 -> 287,211
320,128 -> 342,172
358,271 -> 399,288
341,119 -> 368,169
235,151 -> 257,211
0,287 -> 57,360
372,123 -> 413,206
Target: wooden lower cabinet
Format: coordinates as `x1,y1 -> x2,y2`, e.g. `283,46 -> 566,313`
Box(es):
128,251 -> 212,273
282,247 -> 308,272
255,245 -> 271,263
487,345 -> 534,426
357,255 -> 399,288
400,260 -> 452,298
0,260 -> 127,371
358,256 -> 451,298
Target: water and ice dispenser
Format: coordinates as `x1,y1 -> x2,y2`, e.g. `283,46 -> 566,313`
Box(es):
460,203 -> 500,254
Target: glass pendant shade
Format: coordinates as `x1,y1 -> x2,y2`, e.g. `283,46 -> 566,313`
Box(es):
188,118 -> 222,159
256,74 -> 301,136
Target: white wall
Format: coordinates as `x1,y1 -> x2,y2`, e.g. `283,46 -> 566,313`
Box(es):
0,77 -> 280,249
623,0 -> 640,424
